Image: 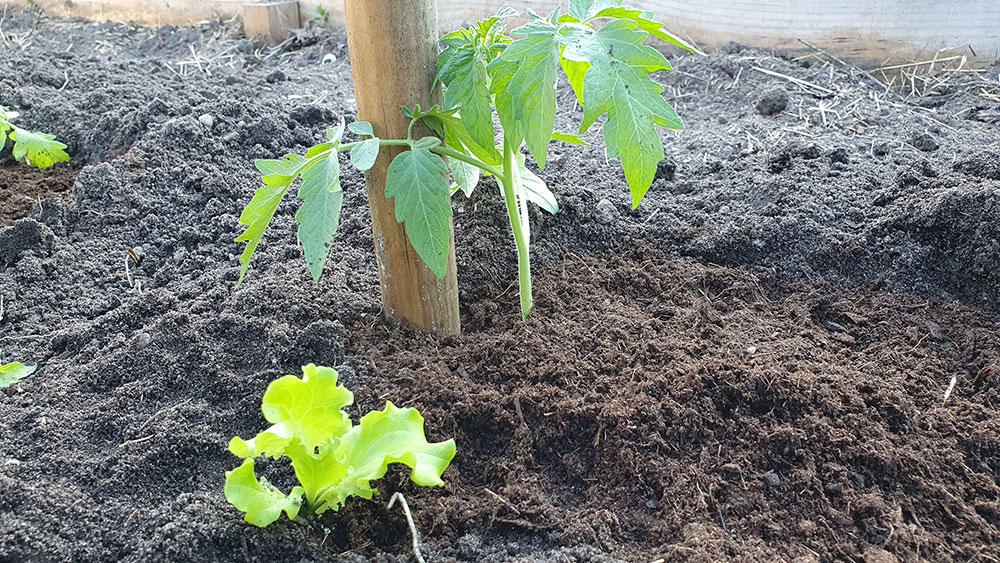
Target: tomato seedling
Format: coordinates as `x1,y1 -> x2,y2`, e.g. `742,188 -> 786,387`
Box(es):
0,106 -> 69,169
237,2 -> 692,318
225,364 -> 456,527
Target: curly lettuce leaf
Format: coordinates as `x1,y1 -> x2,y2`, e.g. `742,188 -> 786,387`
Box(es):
316,402 -> 457,511
224,459 -> 304,527
0,361 -> 36,388
260,364 -> 354,451
225,365 -> 456,526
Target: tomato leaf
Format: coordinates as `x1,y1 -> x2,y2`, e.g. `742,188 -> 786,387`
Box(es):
295,155 -> 345,282
592,5 -> 701,53
515,153 -> 558,214
349,137 -> 380,172
9,126 -> 69,169
347,120 -> 374,136
488,18 -> 560,168
437,45 -> 495,151
385,145 -> 453,278
562,19 -> 683,207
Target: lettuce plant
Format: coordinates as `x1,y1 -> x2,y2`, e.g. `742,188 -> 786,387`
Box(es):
236,2 -> 692,318
0,106 -> 69,169
225,364 -> 456,527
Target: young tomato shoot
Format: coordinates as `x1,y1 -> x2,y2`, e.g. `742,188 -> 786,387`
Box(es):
237,2 -> 692,319
0,105 -> 70,169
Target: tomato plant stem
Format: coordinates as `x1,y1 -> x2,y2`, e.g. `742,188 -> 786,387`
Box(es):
501,138 -> 533,318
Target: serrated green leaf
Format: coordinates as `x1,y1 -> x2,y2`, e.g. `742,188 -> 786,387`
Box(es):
9,127 -> 69,169
488,20 -> 560,168
562,19 -> 683,207
437,46 -> 495,151
385,148 -> 453,278
449,154 -> 480,197
515,154 -> 558,214
415,106 -> 501,166
567,0 -> 621,21
326,124 -> 345,142
295,155 -> 344,281
255,154 -> 308,187
593,6 -> 701,53
349,138 -> 380,172
235,183 -> 289,284
224,459 -> 304,527
0,362 -> 36,388
317,402 -> 457,511
568,0 -> 595,20
412,137 -> 442,151
260,364 -> 354,451
552,132 -> 588,146
347,121 -> 374,136
305,143 -> 334,159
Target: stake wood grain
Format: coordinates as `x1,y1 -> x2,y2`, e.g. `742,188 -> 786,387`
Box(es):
343,0 -> 460,335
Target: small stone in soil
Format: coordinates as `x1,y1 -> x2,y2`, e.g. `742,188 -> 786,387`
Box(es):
764,472 -> 781,487
911,132 -> 939,152
132,333 -> 152,350
825,483 -> 844,496
925,321 -> 947,341
826,321 -> 847,333
198,114 -> 215,128
594,199 -> 617,225
265,70 -> 287,84
645,499 -> 658,509
756,88 -> 789,116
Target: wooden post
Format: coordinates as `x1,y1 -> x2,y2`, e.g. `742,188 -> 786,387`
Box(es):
344,0 -> 461,335
243,1 -> 301,45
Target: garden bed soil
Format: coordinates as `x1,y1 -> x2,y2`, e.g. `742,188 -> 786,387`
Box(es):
1,9 -> 998,563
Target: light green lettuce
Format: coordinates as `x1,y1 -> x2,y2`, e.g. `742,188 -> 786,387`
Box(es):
224,364 -> 456,527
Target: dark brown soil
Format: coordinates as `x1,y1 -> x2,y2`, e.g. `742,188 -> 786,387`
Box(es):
0,162 -> 77,226
347,247 -> 1000,562
0,8 -> 998,563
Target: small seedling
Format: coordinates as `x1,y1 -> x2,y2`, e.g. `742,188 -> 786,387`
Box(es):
225,364 -> 456,527
0,353 -> 36,388
313,5 -> 327,23
0,106 -> 70,170
237,2 -> 692,318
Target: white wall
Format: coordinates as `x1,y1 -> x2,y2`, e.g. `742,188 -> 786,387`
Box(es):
6,0 -> 999,64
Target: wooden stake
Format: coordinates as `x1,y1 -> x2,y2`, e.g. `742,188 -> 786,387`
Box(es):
344,0 -> 460,335
242,1 -> 300,46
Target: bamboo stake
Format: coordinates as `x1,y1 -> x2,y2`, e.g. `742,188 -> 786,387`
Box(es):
343,0 -> 460,335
